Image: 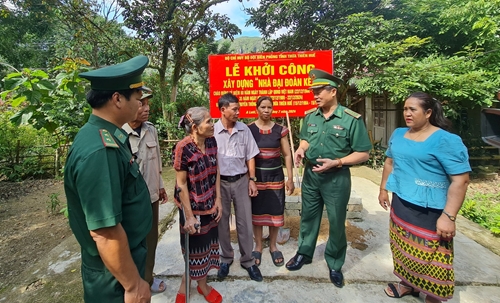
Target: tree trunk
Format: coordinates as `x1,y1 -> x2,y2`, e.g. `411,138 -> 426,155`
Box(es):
169,84 -> 178,122
159,69 -> 168,121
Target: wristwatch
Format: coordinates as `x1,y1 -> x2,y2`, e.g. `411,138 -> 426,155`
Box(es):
249,176 -> 257,182
442,210 -> 456,222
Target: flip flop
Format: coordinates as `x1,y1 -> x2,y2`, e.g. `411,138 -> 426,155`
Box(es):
252,251 -> 262,267
384,282 -> 419,298
197,286 -> 223,303
270,250 -> 284,267
151,277 -> 166,293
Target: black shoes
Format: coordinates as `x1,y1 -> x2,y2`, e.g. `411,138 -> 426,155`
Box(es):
217,261 -> 233,280
241,264 -> 263,282
218,261 -> 263,282
329,269 -> 344,288
285,253 -> 312,271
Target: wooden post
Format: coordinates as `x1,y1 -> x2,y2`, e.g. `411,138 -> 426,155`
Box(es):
54,147 -> 60,177
285,111 -> 301,188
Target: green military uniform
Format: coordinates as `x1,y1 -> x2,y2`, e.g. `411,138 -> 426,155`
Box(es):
297,70 -> 372,272
64,56 -> 152,302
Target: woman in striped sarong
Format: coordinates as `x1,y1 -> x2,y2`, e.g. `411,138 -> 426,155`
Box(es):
173,107 -> 223,303
248,96 -> 295,267
378,92 -> 470,303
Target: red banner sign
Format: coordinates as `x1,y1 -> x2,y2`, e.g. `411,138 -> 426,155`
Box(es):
208,50 -> 334,118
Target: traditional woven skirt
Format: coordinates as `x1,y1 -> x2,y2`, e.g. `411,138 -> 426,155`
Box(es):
390,194 -> 454,301
179,210 -> 220,280
251,166 -> 285,227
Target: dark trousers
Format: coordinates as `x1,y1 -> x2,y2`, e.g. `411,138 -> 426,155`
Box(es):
145,200 -> 159,284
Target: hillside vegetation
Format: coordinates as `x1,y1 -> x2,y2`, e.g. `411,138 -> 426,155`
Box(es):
219,36 -> 264,53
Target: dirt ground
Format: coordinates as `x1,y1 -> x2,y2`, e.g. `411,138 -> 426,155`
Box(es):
230,217 -> 371,251
0,169 -> 498,296
0,179 -> 71,291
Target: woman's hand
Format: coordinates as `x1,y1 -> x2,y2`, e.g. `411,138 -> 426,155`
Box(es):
184,216 -> 200,235
436,214 -> 456,239
248,180 -> 258,197
214,197 -> 223,223
378,189 -> 391,211
285,178 -> 295,195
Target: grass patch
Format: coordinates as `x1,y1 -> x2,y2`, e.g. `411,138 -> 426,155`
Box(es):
460,192 -> 500,236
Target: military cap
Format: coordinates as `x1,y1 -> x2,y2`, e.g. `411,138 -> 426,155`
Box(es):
79,55 -> 149,91
141,86 -> 153,99
308,69 -> 344,89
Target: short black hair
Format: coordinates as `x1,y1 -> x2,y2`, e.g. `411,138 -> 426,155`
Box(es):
218,93 -> 239,109
86,88 -> 140,109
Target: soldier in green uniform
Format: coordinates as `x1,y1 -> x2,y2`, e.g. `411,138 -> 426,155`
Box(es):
64,55 -> 153,303
285,69 -> 372,288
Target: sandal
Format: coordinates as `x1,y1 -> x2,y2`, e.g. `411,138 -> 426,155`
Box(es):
150,277 -> 166,293
252,251 -> 262,267
197,285 -> 222,303
270,250 -> 284,267
384,282 -> 420,298
175,292 -> 186,303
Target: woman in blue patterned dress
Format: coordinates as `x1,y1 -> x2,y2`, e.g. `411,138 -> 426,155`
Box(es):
378,92 -> 470,303
248,96 -> 295,267
173,107 -> 223,303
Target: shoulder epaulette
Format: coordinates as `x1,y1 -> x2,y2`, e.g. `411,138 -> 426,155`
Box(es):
304,107 -> 317,115
99,129 -> 119,148
145,121 -> 154,126
344,108 -> 361,119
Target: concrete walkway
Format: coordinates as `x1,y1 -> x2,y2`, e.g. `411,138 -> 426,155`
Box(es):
151,169 -> 500,303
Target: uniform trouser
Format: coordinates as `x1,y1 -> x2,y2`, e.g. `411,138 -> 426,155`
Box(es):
145,200 -> 159,284
218,176 -> 256,268
82,241 -> 147,303
297,166 -> 351,271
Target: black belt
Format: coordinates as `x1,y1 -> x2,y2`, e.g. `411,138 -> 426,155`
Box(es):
220,173 -> 246,182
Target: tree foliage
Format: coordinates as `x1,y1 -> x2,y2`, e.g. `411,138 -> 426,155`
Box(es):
246,0 -> 500,121
1,58 -> 91,146
118,0 -> 240,126
0,0 -> 58,69
52,0 -> 137,67
192,38 -> 232,93
246,0 -> 381,51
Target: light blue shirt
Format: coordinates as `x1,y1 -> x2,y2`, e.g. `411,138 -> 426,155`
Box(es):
214,120 -> 260,176
385,127 -> 471,209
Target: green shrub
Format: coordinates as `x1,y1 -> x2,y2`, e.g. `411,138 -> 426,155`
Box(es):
0,110 -> 56,181
460,193 -> 500,236
47,192 -> 61,214
367,141 -> 387,170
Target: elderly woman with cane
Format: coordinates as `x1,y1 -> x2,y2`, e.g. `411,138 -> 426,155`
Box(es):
173,107 -> 223,303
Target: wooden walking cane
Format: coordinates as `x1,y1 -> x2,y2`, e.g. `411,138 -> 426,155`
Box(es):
182,206 -> 200,303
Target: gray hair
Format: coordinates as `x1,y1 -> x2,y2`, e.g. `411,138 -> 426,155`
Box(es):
179,106 -> 209,134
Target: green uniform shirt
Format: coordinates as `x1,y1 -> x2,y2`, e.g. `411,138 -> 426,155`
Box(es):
64,114 -> 152,301
300,105 -> 372,166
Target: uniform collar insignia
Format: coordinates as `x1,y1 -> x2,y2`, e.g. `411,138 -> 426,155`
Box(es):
113,128 -> 127,144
